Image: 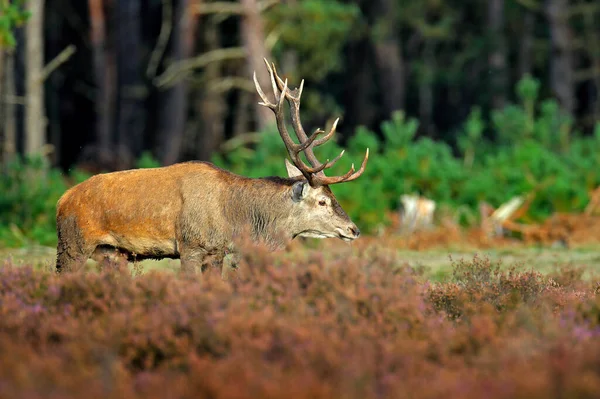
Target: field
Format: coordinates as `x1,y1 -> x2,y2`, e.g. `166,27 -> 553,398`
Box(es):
1,234 -> 600,399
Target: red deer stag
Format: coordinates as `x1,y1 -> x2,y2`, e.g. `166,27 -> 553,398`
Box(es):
55,59 -> 369,274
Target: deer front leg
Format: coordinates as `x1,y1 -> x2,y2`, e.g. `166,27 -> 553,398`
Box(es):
220,243 -> 241,281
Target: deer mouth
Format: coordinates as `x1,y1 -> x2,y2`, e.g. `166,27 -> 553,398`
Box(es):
337,233 -> 357,242
335,229 -> 357,242
295,230 -> 337,240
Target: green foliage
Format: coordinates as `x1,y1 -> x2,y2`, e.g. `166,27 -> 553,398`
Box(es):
0,0 -> 30,49
264,0 -> 361,121
0,156 -> 89,247
135,151 -> 162,169
266,0 -> 361,81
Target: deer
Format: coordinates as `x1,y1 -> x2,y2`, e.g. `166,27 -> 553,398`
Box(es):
55,59 -> 369,275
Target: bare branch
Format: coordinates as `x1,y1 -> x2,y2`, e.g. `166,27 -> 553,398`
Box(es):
1,95 -> 27,105
154,47 -> 246,88
39,45 -> 77,83
146,0 -> 173,79
192,0 -> 279,16
206,77 -> 255,94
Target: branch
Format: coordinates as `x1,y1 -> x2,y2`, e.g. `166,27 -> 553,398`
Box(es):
205,76 -> 255,94
569,3 -> 600,17
219,132 -> 262,152
154,47 -> 246,88
574,67 -> 600,82
191,0 -> 279,16
1,95 -> 27,105
147,0 -> 173,79
514,0 -> 541,12
39,45 -> 77,82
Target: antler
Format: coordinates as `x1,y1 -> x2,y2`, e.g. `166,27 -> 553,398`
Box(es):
253,59 -> 369,187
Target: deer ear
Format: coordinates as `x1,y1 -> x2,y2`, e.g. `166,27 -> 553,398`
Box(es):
285,158 -> 303,178
291,181 -> 309,202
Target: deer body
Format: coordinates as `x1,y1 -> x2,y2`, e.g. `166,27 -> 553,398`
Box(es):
56,161 -> 359,273
56,60 -> 369,274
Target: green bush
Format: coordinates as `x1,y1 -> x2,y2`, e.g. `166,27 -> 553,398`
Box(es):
0,156 -> 89,247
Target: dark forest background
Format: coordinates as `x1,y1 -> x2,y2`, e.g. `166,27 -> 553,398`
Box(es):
1,0 -> 598,172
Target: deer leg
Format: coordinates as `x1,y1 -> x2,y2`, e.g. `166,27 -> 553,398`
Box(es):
91,246 -> 130,272
220,243 -> 241,280
179,246 -> 209,275
56,216 -> 94,274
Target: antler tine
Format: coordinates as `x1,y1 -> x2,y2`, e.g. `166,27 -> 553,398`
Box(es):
313,148 -> 370,186
264,60 -> 280,103
253,71 -> 276,109
296,128 -> 326,152
272,63 -> 304,101
313,118 -> 339,147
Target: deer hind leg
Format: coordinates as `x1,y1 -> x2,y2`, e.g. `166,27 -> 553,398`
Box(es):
55,215 -> 95,274
179,246 -> 210,275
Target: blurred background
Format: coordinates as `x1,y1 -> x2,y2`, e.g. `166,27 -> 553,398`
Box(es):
1,0 -> 600,247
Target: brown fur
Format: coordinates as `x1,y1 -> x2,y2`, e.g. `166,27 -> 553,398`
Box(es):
55,161 -> 360,274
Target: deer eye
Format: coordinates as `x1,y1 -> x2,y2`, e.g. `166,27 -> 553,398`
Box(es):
318,199 -> 327,206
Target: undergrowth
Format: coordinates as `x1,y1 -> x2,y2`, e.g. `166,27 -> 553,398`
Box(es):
0,246 -> 599,398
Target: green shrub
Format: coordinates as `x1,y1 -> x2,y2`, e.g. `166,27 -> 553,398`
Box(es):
0,155 -> 89,247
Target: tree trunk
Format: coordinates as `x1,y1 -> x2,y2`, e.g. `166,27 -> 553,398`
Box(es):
371,0 -> 405,117
583,7 -> 600,124
0,49 -> 5,163
342,39 -> 376,132
518,10 -> 535,79
281,0 -> 298,80
488,0 -> 506,109
115,0 -> 144,167
419,41 -> 435,137
156,0 -> 196,165
545,0 -> 575,114
232,90 -> 251,139
25,0 -> 46,156
88,0 -> 114,168
196,17 -> 225,161
46,7 -> 62,166
1,51 -> 17,163
240,0 -> 271,130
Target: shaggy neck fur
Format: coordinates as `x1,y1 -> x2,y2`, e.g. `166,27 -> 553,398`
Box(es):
225,175 -> 303,248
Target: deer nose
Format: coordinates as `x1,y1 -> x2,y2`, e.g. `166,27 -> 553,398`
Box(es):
349,225 -> 360,237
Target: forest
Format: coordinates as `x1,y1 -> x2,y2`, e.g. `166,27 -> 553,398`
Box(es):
1,0 -> 598,169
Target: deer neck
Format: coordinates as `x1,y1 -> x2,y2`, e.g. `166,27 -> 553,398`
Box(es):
228,177 -> 296,247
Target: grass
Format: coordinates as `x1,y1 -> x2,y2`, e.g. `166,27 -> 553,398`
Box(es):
4,240 -> 600,282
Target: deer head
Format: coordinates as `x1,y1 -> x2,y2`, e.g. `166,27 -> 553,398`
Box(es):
253,60 -> 369,242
